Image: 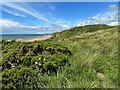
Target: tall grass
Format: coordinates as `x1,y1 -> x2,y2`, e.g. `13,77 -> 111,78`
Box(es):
43,27 -> 118,88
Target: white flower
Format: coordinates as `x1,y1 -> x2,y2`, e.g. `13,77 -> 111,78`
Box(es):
35,62 -> 38,64
43,58 -> 46,61
12,65 -> 15,68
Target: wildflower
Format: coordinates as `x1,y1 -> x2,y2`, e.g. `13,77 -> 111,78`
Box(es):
12,65 -> 15,68
35,62 -> 38,64
43,58 -> 46,61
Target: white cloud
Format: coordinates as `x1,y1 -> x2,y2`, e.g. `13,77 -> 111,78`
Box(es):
1,19 -> 70,34
2,2 -> 48,21
108,4 -> 118,11
0,19 -> 40,29
1,2 -> 71,34
61,24 -> 69,29
0,19 -> 21,28
49,18 -> 71,32
108,22 -> 118,26
77,4 -> 118,26
3,8 -> 26,17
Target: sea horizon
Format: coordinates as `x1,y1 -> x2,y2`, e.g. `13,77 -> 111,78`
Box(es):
2,34 -> 51,41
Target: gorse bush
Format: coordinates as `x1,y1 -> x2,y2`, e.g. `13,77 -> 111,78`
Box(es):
1,40 -> 71,89
2,67 -> 34,89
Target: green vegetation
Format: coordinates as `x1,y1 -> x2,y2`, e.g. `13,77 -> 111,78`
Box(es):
1,24 -> 118,89
1,40 -> 71,89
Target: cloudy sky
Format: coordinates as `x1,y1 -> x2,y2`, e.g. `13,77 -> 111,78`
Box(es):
0,2 -> 118,34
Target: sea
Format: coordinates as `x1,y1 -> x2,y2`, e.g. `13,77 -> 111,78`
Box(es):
1,34 -> 49,41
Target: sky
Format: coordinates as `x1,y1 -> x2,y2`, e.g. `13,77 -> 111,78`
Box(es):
0,2 -> 118,34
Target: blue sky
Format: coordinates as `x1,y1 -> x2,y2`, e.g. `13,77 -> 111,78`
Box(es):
0,2 -> 118,34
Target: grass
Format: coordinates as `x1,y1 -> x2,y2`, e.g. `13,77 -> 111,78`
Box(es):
44,26 -> 118,88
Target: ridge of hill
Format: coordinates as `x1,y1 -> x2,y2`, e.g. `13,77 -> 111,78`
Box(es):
51,24 -> 116,40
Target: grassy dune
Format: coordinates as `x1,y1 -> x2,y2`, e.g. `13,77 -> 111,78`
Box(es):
46,25 -> 118,88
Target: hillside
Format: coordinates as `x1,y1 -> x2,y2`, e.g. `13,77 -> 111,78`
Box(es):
1,24 -> 118,89
46,24 -> 118,88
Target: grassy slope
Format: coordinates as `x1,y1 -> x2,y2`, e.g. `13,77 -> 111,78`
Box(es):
44,25 -> 118,88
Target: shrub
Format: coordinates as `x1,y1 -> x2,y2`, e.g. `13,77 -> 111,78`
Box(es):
2,40 -> 71,89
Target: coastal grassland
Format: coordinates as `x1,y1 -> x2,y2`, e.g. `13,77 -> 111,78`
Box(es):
45,25 -> 118,88
1,24 -> 118,89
